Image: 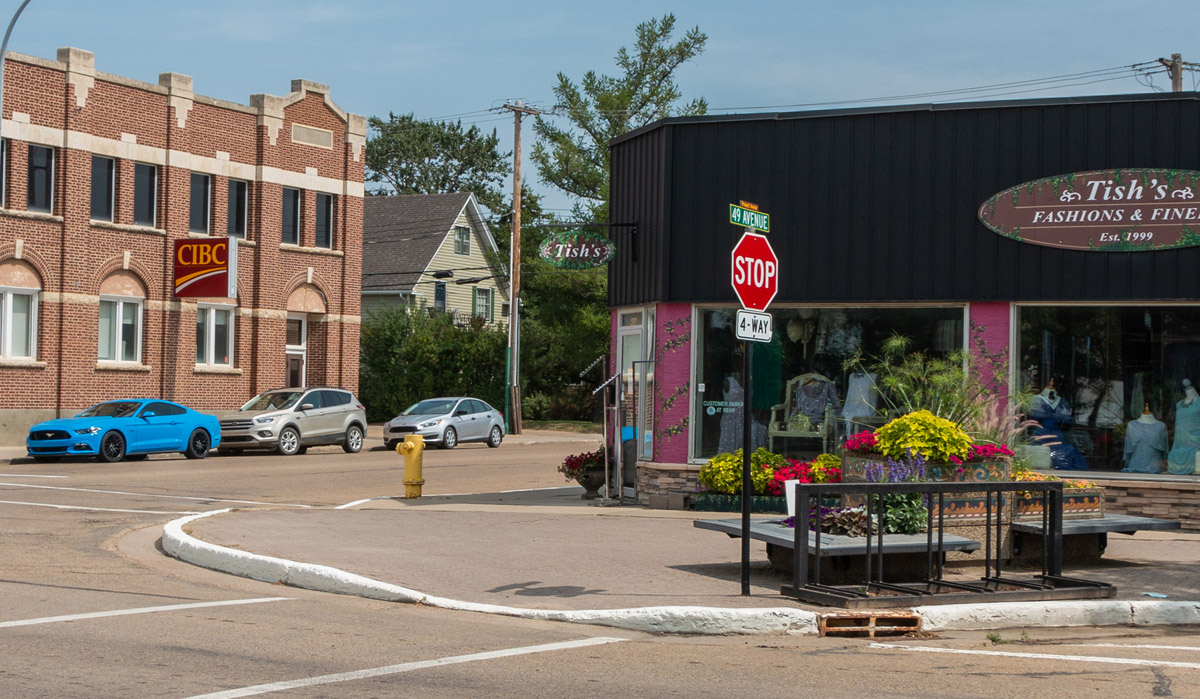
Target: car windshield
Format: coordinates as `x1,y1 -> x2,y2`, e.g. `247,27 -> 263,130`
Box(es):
78,401 -> 140,418
402,399 -> 458,416
240,391 -> 303,411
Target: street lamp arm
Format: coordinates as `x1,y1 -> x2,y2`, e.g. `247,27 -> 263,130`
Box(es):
0,0 -> 33,144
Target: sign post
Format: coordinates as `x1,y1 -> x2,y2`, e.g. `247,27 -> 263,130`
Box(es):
729,204 -> 778,595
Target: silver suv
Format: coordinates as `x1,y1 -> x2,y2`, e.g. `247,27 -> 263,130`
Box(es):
218,387 -> 366,456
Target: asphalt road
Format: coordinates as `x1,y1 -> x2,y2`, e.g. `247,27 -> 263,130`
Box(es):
1,437 -> 1198,697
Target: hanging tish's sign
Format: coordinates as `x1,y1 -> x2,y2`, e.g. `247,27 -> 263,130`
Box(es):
174,237 -> 237,297
979,168 -> 1200,251
537,230 -> 615,269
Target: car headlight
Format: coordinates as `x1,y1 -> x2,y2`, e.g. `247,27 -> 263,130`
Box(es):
418,419 -> 442,429
254,415 -> 280,424
74,426 -> 101,435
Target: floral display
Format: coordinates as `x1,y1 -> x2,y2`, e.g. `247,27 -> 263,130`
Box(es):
697,448 -> 784,495
765,453 -> 842,496
557,447 -> 607,481
842,430 -> 879,455
951,443 -> 1016,464
874,409 -> 972,463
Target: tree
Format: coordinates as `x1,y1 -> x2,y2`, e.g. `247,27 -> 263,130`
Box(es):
366,112 -> 511,215
531,13 -> 707,222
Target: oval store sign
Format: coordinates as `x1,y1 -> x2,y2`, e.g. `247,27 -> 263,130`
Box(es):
978,169 -> 1200,251
537,230 -> 615,269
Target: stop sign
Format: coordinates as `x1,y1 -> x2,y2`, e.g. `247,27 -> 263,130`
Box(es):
730,232 -> 778,310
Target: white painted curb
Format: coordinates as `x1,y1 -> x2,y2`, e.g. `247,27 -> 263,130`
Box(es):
914,599 -> 1200,631
162,509 -> 819,636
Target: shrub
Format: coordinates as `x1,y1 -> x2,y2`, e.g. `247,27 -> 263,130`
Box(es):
698,448 -> 784,495
875,410 -> 972,463
558,447 -> 607,481
765,454 -> 842,496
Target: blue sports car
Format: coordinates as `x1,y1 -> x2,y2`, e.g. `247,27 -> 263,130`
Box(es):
26,399 -> 221,463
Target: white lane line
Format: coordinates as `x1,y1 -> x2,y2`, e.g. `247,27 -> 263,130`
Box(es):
0,482 -> 311,507
0,499 -> 199,515
187,636 -> 626,699
1083,643 -> 1200,651
334,486 -> 579,509
870,642 -> 1200,670
0,597 -> 291,629
0,473 -> 68,478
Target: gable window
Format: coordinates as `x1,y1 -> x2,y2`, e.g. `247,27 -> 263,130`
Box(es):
0,286 -> 37,359
454,226 -> 470,255
196,304 -> 234,366
27,145 -> 54,213
228,179 -> 248,238
134,163 -> 157,227
473,287 -> 493,322
282,187 -> 300,244
189,173 -> 210,233
90,155 -> 114,222
433,282 -> 446,312
98,297 -> 141,363
315,193 -> 333,248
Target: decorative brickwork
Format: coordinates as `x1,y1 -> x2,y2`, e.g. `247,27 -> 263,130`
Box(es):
0,48 -> 364,441
1095,479 -> 1200,532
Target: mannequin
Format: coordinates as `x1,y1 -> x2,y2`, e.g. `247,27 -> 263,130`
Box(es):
842,371 -> 879,433
1123,403 -> 1167,473
1028,378 -> 1088,470
1168,379 -> 1200,475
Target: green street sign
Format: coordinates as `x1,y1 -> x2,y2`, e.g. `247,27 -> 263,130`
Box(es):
730,203 -> 770,233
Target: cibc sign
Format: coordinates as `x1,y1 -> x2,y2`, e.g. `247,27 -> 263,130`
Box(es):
174,238 -> 238,298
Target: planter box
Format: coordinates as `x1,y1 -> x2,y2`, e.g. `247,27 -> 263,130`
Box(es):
691,493 -> 788,514
1012,487 -> 1104,520
841,455 -> 1010,483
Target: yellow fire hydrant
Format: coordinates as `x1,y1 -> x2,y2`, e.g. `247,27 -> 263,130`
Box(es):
396,434 -> 426,498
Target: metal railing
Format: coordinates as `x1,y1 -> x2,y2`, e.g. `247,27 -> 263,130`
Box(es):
783,480 -> 1114,608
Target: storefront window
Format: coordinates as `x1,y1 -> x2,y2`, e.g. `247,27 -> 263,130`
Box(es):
1018,305 -> 1200,473
692,306 -> 965,462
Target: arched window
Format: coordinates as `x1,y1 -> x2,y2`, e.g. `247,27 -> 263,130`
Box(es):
0,260 -> 40,359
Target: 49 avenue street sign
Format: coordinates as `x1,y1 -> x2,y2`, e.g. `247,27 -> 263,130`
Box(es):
735,309 -> 772,342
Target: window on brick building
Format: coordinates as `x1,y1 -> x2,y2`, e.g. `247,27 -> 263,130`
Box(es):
0,286 -> 37,359
315,193 -> 333,248
27,145 -> 54,213
454,226 -> 470,255
189,173 -> 210,233
98,297 -> 141,363
282,187 -> 300,244
1,139 -> 7,208
90,155 -> 115,222
196,304 -> 234,366
134,163 -> 157,227
228,179 -> 248,238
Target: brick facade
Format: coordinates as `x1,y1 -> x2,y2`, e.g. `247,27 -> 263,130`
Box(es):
0,48 -> 365,441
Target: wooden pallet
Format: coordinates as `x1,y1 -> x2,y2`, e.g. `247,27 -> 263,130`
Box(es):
818,612 -> 922,638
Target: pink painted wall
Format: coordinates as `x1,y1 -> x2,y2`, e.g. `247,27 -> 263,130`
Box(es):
652,303 -> 692,463
969,302 -> 1012,393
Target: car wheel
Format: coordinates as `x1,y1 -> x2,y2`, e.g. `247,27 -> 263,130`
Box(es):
277,427 -> 301,456
33,456 -> 61,463
125,454 -> 149,461
342,425 -> 364,453
185,428 -> 211,459
487,425 -> 503,448
441,426 -> 458,449
97,431 -> 126,463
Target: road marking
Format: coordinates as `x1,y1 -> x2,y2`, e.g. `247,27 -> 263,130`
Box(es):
0,482 -> 311,507
1083,643 -> 1200,651
334,486 -> 579,509
187,636 -> 627,698
0,473 -> 67,478
0,499 -> 199,515
870,642 -> 1200,669
0,597 -> 291,629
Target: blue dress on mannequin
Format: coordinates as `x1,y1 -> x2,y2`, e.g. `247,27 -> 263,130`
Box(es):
1168,397 -> 1200,475
1029,392 -> 1089,470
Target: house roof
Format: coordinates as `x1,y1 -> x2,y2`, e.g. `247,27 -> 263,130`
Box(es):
363,192 -> 500,294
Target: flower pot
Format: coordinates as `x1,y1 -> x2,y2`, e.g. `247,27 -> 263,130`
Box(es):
575,468 -> 606,500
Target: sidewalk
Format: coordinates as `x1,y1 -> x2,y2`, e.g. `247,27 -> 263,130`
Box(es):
166,485 -> 1200,635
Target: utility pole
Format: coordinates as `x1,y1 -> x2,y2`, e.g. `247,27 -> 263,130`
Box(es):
1158,53 -> 1183,92
498,100 -> 551,435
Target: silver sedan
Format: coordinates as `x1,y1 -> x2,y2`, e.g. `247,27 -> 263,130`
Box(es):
383,397 -> 505,450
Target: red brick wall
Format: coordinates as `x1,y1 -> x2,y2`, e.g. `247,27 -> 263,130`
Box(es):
0,52 -> 363,426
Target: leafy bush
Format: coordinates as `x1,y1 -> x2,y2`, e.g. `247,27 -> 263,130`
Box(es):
875,410 -> 972,463
863,452 -> 929,535
698,448 -> 785,495
765,454 -> 842,495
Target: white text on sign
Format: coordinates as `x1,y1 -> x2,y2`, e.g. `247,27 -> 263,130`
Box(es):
735,309 -> 773,342
732,256 -> 776,289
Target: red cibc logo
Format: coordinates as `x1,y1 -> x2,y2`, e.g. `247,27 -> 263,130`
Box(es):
174,239 -> 229,297
730,232 -> 778,311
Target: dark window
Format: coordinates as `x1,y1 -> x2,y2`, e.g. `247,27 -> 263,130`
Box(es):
90,155 -> 114,221
27,145 -> 53,213
300,390 -> 324,409
189,173 -> 210,233
454,226 -> 470,254
1,139 -> 7,207
227,179 -> 248,237
140,401 -> 181,417
134,163 -> 157,227
282,188 -> 300,244
318,389 -> 350,408
315,193 -> 332,248
434,282 -> 446,312
467,400 -> 486,414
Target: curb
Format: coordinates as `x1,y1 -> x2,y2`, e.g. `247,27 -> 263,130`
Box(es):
161,509 -> 1200,636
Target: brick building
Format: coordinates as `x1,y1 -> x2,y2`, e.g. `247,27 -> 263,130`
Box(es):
0,47 -> 365,442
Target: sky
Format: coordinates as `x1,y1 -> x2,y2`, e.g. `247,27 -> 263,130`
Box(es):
6,0 -> 1198,215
